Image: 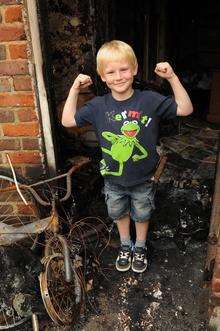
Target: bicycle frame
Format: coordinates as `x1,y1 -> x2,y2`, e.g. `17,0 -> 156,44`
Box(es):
0,157 -> 90,234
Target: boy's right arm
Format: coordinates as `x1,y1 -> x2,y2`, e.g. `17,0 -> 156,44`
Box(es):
61,74 -> 92,127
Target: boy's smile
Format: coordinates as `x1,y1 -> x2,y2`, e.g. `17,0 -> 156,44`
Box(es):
100,60 -> 137,101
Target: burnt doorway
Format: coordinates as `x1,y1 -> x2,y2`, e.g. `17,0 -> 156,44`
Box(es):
37,0 -> 165,167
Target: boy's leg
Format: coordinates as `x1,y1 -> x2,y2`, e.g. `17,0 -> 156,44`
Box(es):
116,215 -> 131,246
103,182 -> 131,271
131,220 -> 149,273
115,215 -> 132,272
135,220 -> 149,246
130,181 -> 154,273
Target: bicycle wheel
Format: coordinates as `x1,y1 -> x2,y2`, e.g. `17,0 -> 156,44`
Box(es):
0,315 -> 29,330
0,169 -> 41,246
39,254 -> 83,326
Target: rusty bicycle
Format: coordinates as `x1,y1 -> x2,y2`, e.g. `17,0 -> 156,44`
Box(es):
0,156 -> 95,329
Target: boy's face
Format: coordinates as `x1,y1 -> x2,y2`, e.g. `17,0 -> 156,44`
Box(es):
100,59 -> 137,99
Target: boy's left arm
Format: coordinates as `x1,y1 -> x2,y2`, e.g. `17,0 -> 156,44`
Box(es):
155,62 -> 193,116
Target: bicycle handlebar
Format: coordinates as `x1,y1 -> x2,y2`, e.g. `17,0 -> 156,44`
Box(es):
23,156 -> 90,207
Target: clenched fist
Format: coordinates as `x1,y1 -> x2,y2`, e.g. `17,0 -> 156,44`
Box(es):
154,62 -> 176,80
71,74 -> 93,91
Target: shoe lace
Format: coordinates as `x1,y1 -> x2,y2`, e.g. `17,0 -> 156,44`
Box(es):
119,250 -> 130,259
134,252 -> 145,261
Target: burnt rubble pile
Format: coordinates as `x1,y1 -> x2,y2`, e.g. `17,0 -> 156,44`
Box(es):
151,120 -> 219,246
0,246 -> 43,328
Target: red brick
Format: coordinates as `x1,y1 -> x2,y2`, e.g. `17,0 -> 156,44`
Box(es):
2,122 -> 39,136
7,151 -> 41,164
215,247 -> 220,264
0,138 -> 20,150
0,109 -> 14,122
13,76 -> 31,91
5,5 -> 22,23
22,138 -> 39,150
212,277 -> 220,296
0,92 -> 34,107
0,165 -> 22,175
17,108 -> 37,122
0,25 -> 25,42
0,77 -> 12,92
9,43 -> 27,59
0,44 -> 6,60
0,60 -> 28,75
0,1 -> 21,4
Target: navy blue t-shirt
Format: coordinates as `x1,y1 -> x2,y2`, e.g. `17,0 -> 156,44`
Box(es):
75,89 -> 177,186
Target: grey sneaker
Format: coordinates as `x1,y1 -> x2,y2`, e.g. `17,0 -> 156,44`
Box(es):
116,245 -> 132,272
131,247 -> 148,273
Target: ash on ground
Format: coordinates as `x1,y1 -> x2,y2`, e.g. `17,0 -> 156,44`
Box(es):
77,237 -> 209,331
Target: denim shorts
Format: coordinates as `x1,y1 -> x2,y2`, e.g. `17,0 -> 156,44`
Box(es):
103,181 -> 155,222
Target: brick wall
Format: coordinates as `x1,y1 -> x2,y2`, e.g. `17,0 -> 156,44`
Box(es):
0,0 -> 44,179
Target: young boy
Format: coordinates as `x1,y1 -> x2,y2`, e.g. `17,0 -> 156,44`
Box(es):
62,40 -> 193,273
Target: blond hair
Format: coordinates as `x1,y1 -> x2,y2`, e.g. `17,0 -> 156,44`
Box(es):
96,40 -> 137,76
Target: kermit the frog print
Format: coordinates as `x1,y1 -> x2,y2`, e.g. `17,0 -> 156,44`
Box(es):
100,120 -> 148,176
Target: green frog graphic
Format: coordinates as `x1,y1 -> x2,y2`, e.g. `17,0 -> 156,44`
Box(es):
100,120 -> 148,176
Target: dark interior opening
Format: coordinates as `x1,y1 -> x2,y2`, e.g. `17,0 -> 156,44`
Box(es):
112,0 -> 220,120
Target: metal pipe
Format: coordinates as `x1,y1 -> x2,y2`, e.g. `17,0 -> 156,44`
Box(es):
57,235 -> 73,282
31,313 -> 39,331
